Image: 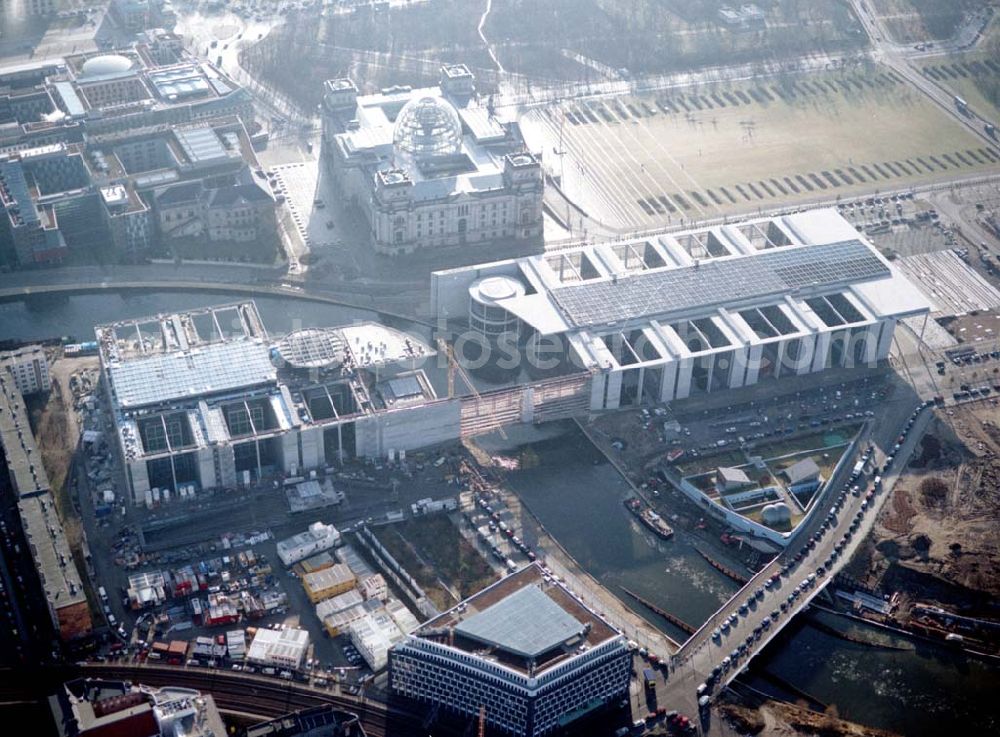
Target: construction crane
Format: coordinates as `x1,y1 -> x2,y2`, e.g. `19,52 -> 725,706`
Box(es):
436,337 -> 508,440
478,705 -> 486,737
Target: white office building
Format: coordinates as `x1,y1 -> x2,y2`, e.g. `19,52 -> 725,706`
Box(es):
96,302 -> 443,503
431,208 -> 931,411
247,627 -> 310,669
276,521 -> 341,567
1,344 -> 50,395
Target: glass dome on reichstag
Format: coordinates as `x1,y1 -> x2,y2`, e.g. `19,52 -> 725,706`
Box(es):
79,54 -> 134,79
392,95 -> 463,159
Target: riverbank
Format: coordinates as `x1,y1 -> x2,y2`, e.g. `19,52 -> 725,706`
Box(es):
743,611 -> 1000,736
718,698 -> 902,737
467,430 -> 682,657
843,406 -> 1000,654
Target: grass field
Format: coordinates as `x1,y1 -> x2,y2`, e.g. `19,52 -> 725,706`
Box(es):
871,0 -> 982,43
243,0 -> 864,107
920,52 -> 1000,124
522,64 -> 999,228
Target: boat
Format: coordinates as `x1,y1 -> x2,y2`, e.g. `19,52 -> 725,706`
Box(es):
624,497 -> 674,540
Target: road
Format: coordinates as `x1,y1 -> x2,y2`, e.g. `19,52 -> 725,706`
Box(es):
652,397 -> 933,733
850,0 -> 999,147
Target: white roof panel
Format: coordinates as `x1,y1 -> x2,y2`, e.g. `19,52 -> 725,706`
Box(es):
108,340 -> 275,408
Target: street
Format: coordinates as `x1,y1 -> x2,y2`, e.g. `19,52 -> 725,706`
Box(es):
655,395 -> 935,735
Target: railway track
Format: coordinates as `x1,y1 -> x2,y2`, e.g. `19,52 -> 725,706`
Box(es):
78,664 -> 426,737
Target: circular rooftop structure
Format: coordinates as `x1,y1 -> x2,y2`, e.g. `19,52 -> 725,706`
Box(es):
393,95 -> 463,159
275,328 -> 346,370
469,276 -> 526,341
79,54 -> 134,79
470,275 -> 526,305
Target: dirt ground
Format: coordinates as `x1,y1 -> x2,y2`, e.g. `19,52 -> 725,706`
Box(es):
26,354 -> 99,549
846,404 -> 1000,613
718,699 -> 901,737
372,515 -> 498,611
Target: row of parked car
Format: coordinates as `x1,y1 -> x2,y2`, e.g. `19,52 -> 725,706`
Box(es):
698,400 -> 933,708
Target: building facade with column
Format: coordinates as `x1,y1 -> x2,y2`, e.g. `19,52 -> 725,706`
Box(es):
431,208 -> 931,411
322,65 -> 543,255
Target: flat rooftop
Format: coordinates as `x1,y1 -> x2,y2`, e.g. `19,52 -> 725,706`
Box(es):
0,375 -> 87,614
105,339 -> 275,409
97,302 -> 275,409
454,584 -> 586,659
0,374 -> 50,499
552,239 -> 888,328
433,208 -> 932,338
413,563 -> 618,675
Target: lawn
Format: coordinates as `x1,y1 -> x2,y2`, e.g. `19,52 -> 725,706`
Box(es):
750,425 -> 861,461
675,449 -> 746,477
523,63 -> 999,226
871,0 -> 982,43
920,50 -> 1000,124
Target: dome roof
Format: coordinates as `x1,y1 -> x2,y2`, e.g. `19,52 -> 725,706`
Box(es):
80,54 -> 134,79
393,95 -> 463,159
274,328 -> 345,369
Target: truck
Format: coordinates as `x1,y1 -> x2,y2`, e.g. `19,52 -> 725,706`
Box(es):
643,667 -> 657,691
954,95 -> 970,114
851,460 -> 865,479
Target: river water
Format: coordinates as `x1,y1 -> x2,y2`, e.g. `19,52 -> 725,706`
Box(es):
502,425 -> 740,643
0,290 -> 423,343
5,291 -> 1000,733
745,616 -> 1000,736
502,423 -> 1000,735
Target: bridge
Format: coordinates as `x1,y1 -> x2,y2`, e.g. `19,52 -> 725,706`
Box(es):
648,399 -> 934,733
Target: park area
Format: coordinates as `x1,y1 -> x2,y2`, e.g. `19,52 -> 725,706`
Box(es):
918,18 -> 1000,127
241,0 -> 863,109
521,63 -> 999,228
372,514 -> 497,612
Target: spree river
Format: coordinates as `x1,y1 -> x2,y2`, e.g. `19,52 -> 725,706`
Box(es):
6,290 -> 1000,734
0,290 -> 425,343
502,423 -> 1000,736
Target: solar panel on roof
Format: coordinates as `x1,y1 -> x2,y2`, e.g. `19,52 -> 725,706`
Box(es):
551,240 -> 888,328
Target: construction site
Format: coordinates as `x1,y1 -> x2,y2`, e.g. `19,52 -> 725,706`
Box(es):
842,402 -> 1000,653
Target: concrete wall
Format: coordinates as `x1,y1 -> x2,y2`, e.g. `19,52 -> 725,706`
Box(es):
196,446 -> 216,490
216,444 -> 237,489
281,433 -> 298,474
299,425 -> 323,469
355,399 -> 463,458
677,476 -> 789,546
128,458 -> 150,503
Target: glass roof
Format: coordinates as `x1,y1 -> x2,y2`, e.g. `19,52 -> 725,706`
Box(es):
454,584 -> 584,659
551,240 -> 889,328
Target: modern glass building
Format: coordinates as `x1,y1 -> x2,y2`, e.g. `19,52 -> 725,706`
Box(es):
389,563 -> 631,736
